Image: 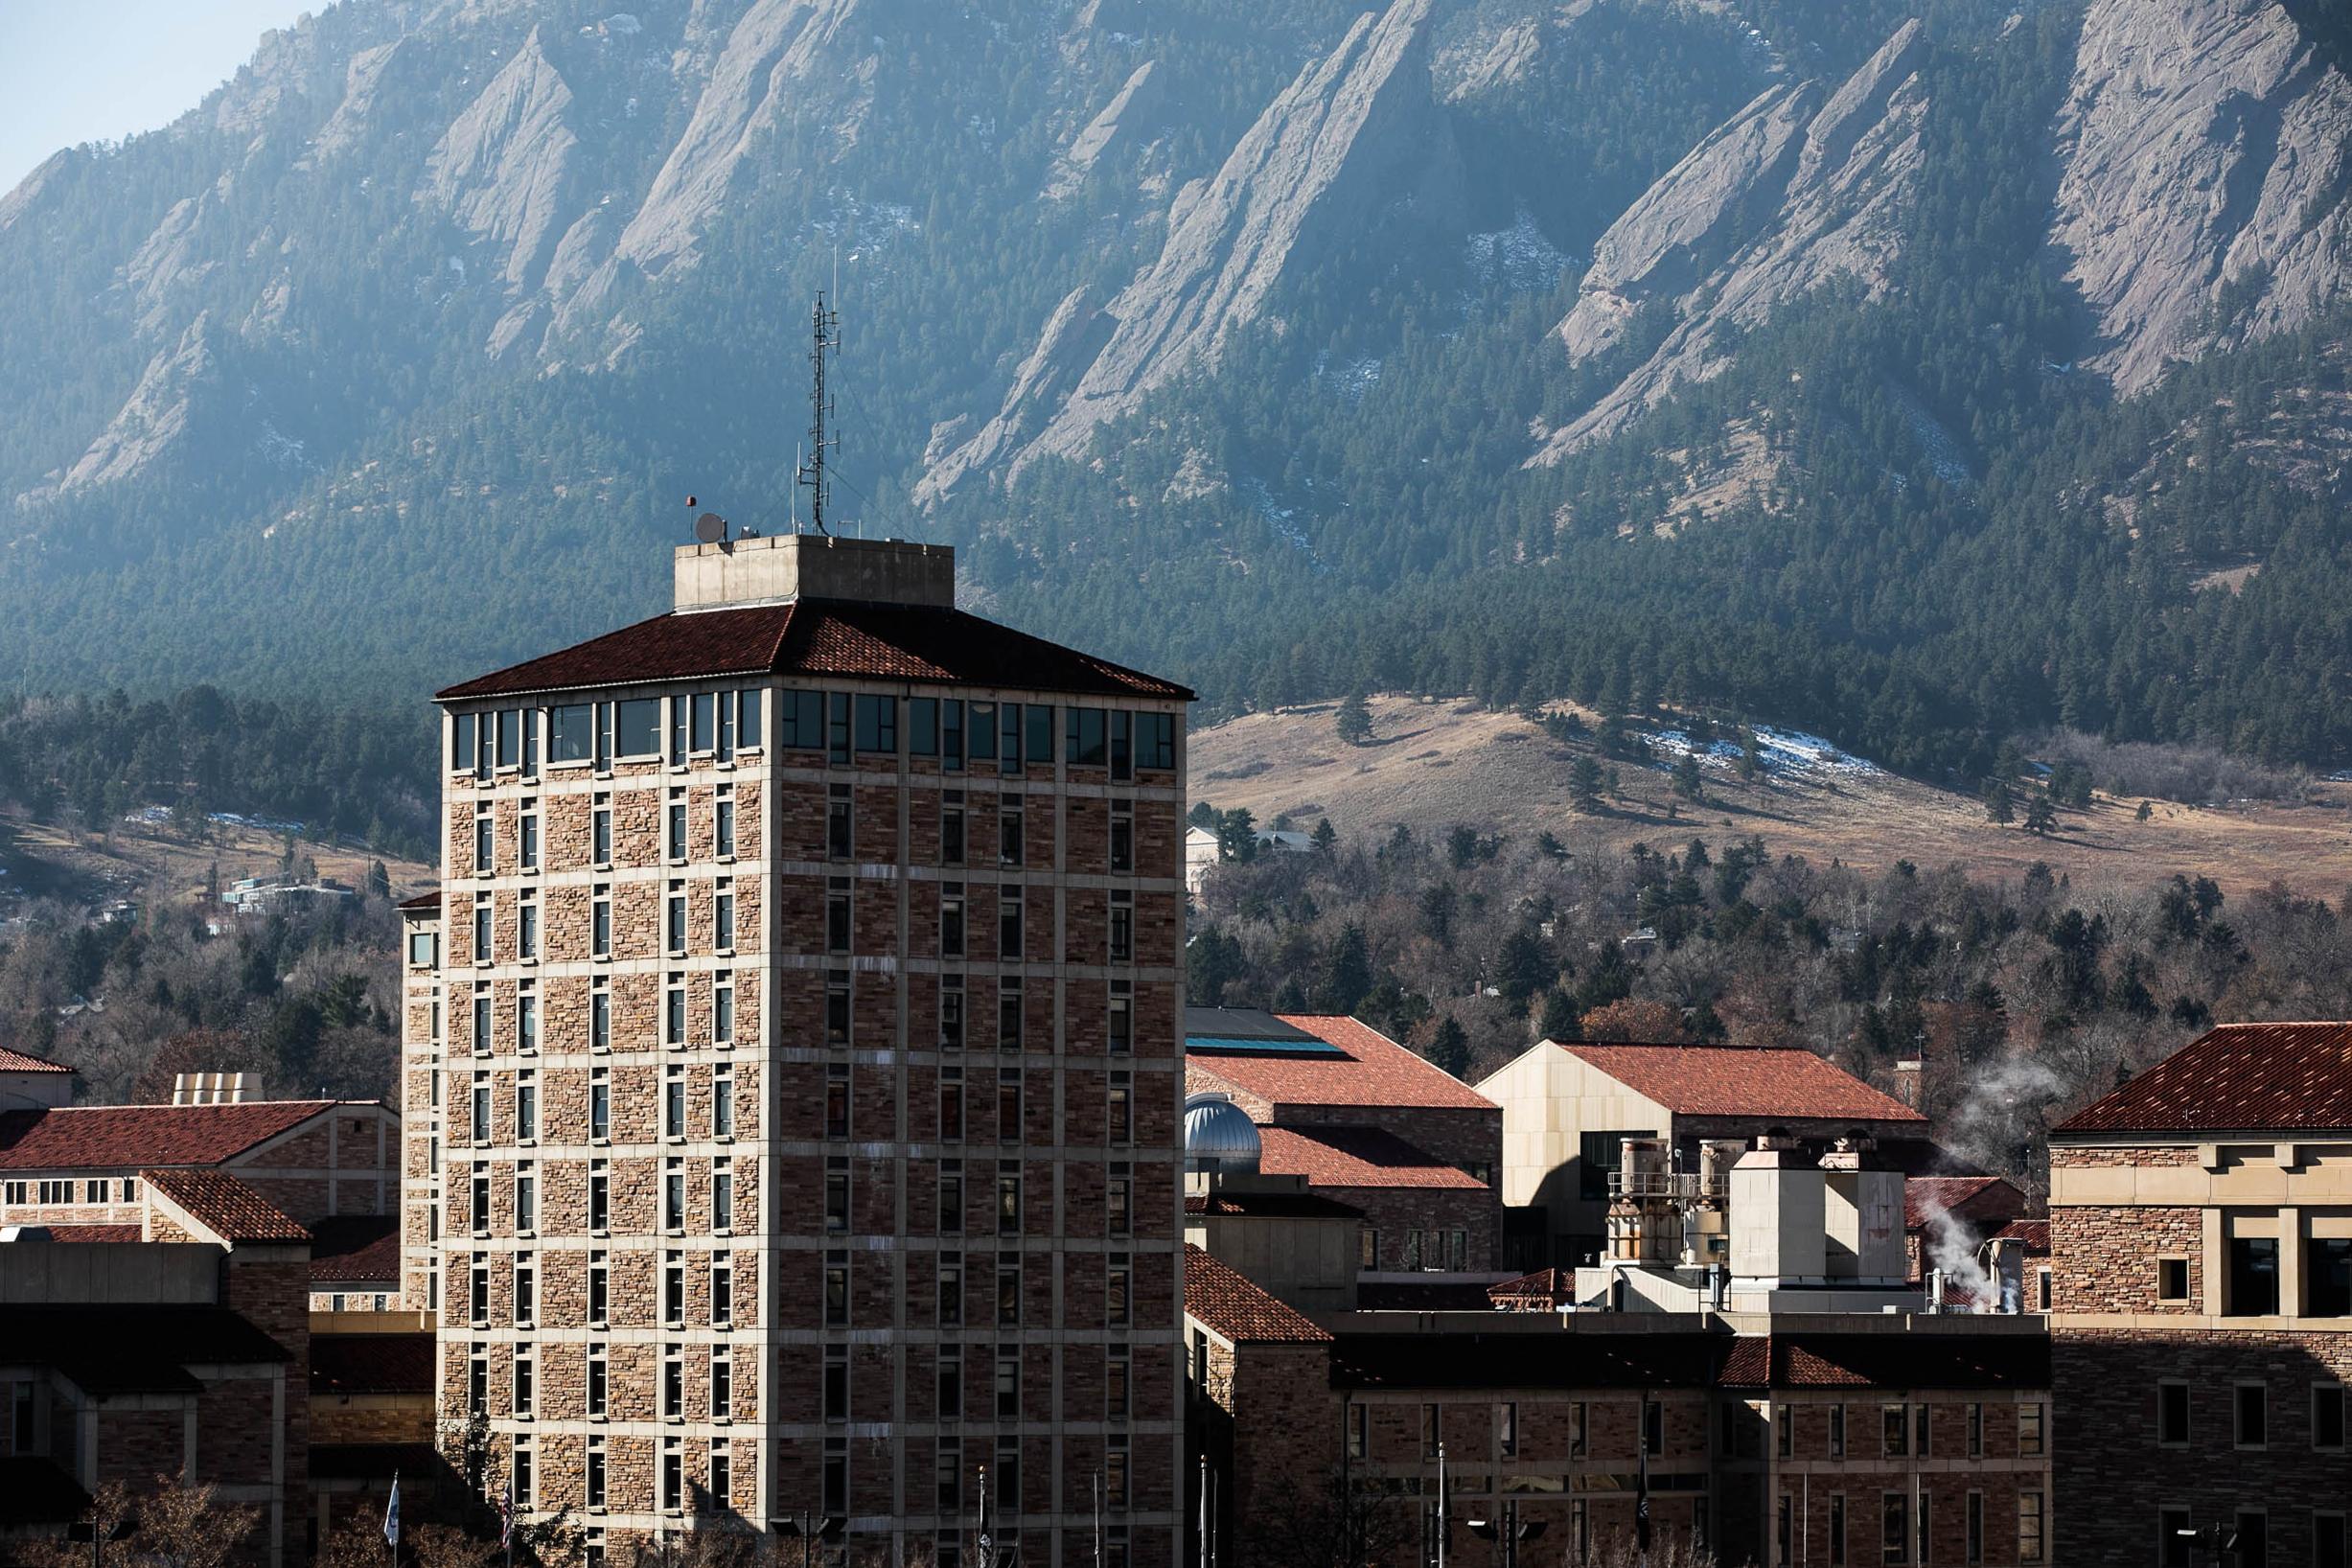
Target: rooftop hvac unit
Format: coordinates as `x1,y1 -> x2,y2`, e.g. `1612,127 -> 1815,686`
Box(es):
173,1072 -> 258,1105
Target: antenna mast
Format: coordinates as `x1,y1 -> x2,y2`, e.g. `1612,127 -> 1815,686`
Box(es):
796,291 -> 841,536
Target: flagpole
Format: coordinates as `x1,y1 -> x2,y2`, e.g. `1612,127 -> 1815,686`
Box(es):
1437,1442 -> 1446,1568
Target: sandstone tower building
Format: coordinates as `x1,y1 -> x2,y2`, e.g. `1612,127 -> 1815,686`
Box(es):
399,533 -> 1190,1567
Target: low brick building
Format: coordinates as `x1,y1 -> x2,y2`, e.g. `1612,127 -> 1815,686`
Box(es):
2048,1022 -> 2352,1568
1186,1010 -> 1502,1272
0,1095 -> 398,1234
1184,1247 -> 2051,1568
0,1168 -> 314,1568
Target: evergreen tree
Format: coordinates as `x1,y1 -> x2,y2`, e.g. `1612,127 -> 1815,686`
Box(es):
1334,692 -> 1373,747
1538,988 -> 1582,1043
1311,818 -> 1338,855
1983,778 -> 2015,824
1323,923 -> 1372,1014
2023,794 -> 2059,837
1426,1017 -> 1471,1079
1570,757 -> 1605,814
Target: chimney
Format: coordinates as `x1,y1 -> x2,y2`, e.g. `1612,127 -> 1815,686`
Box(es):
1891,1058 -> 1924,1113
674,532 -> 956,612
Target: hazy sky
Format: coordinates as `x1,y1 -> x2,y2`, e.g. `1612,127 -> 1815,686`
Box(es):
0,0 -> 317,193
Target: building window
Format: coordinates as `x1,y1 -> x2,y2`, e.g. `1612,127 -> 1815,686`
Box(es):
1107,1254 -> 1130,1326
826,879 -> 852,954
940,1162 -> 964,1235
714,975 -> 734,1046
1108,1164 -> 1133,1237
2312,1237 -> 2352,1317
1882,1403 -> 1909,1458
2236,1382 -> 2268,1448
940,1068 -> 964,1141
664,1159 -> 685,1233
468,1256 -> 490,1326
1108,1349 -> 1131,1420
997,1252 -> 1021,1325
588,1165 -> 609,1234
712,1256 -> 733,1326
995,1346 -> 1020,1419
826,1251 -> 851,1326
513,1257 -> 535,1326
473,808 -> 493,873
1138,711 -> 1175,771
935,1440 -> 961,1514
2158,1381 -> 2190,1446
1880,1492 -> 1907,1566
827,785 -> 852,859
661,1439 -> 683,1514
1422,1402 -> 1441,1459
1109,983 -> 1131,1055
1499,1400 -> 1518,1458
708,1439 -> 730,1511
666,975 -> 686,1047
998,1070 -> 1023,1144
1830,1494 -> 1847,1567
471,1075 -> 491,1144
714,882 -> 734,951
999,981 -> 1023,1050
999,798 -> 1025,867
1109,891 -> 1133,962
854,695 -> 896,755
825,1159 -> 850,1234
515,1071 -> 537,1142
2315,1513 -> 2347,1568
2017,1402 -> 2042,1457
517,891 -> 541,957
936,1254 -> 960,1326
941,977 -> 965,1049
827,973 -> 851,1046
590,982 -> 611,1051
2317,1384 -> 2347,1451
1643,1399 -> 1664,1457
519,806 -> 539,871
468,1347 -> 487,1418
937,1346 -> 962,1423
2232,1512 -> 2266,1568
1109,710 -> 1133,780
997,1163 -> 1022,1234
1830,1402 -> 1848,1459
514,1163 -> 537,1233
822,1439 -> 847,1516
587,1346 -> 608,1418
1110,802 -> 1133,873
777,690 -> 822,751
2227,1234 -> 2280,1316
712,1160 -> 734,1233
663,1255 -> 685,1326
712,1066 -> 734,1138
715,790 -> 736,858
1347,1404 -> 1369,1460
821,1346 -> 847,1423
517,984 -> 538,1053
1000,888 -> 1024,959
941,884 -> 965,958
585,1439 -> 606,1511
2018,1493 -> 2045,1565
826,1066 -> 851,1139
1579,1131 -> 1643,1202
513,1345 -> 535,1419
473,897 -> 493,966
1108,1073 -> 1132,1145
591,796 -> 612,865
589,1069 -> 611,1142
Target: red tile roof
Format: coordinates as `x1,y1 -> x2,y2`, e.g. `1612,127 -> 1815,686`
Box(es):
1488,1268 -> 1579,1309
43,1224 -> 143,1242
1717,1333 -> 2049,1391
397,891 -> 443,914
1183,1244 -> 1331,1344
145,1168 -> 311,1243
0,1099 -> 335,1170
1902,1175 -> 2024,1233
0,1047 -> 75,1074
1559,1042 -> 1925,1123
310,1214 -> 402,1282
1188,1015 -> 1496,1113
1258,1125 -> 1487,1190
1184,1190 -> 1364,1220
1993,1217 -> 2051,1255
2055,1022 -> 2352,1135
311,1334 -> 434,1397
436,599 -> 1192,702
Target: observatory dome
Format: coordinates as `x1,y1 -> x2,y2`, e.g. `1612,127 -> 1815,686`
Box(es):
1183,1093 -> 1262,1174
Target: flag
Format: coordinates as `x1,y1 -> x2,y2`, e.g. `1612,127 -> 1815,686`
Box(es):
1634,1431 -> 1651,1554
500,1474 -> 515,1552
383,1474 -> 402,1551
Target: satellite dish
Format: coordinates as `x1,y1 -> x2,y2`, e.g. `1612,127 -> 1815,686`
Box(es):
694,512 -> 728,544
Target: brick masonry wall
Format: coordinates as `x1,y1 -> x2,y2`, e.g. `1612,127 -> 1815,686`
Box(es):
2056,1328 -> 2352,1567
2051,1204 -> 2203,1314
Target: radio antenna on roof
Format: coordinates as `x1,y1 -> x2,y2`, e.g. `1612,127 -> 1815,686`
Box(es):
796,292 -> 841,537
